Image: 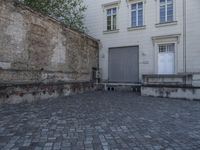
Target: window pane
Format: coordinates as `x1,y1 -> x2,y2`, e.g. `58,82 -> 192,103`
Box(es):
113,15 -> 117,30
167,3 -> 173,22
138,10 -> 143,26
167,0 -> 173,4
107,16 -> 111,30
159,45 -> 167,53
160,5 -> 166,23
138,2 -> 143,9
112,8 -> 117,15
167,44 -> 175,52
107,9 -> 111,16
131,11 -> 136,27
160,0 -> 166,5
159,44 -> 175,53
131,4 -> 136,10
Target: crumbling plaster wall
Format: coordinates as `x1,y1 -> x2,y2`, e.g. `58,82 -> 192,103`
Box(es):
0,0 -> 99,83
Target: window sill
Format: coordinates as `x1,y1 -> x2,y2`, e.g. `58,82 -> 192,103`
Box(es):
127,25 -> 146,31
103,29 -> 120,34
155,21 -> 177,28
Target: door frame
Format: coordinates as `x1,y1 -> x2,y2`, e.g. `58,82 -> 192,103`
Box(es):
155,42 -> 178,74
108,45 -> 140,83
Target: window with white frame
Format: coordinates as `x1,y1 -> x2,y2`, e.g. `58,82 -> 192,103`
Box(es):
131,2 -> 143,27
159,43 -> 175,53
106,8 -> 117,31
160,0 -> 174,23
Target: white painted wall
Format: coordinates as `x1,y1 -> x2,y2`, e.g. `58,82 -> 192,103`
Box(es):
84,0 -> 199,82
186,0 -> 200,73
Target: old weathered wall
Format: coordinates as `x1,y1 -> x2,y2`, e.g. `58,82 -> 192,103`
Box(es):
0,0 -> 99,84
141,86 -> 200,100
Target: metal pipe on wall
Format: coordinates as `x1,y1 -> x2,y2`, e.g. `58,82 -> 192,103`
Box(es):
183,0 -> 187,73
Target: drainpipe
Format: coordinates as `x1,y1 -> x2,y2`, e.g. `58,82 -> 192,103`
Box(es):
183,0 -> 187,73
97,40 -> 101,83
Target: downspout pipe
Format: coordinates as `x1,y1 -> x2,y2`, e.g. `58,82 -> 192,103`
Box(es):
183,0 -> 187,73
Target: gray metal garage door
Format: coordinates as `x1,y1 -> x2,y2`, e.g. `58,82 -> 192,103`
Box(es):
108,46 -> 139,83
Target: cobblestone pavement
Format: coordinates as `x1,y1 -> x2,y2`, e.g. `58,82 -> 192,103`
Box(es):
0,91 -> 200,150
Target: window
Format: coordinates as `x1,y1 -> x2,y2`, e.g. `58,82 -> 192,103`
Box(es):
107,8 -> 117,31
131,2 -> 143,27
160,0 -> 174,23
159,44 -> 175,53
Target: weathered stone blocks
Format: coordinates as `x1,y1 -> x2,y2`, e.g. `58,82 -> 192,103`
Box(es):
0,0 -> 99,104
0,0 -> 99,83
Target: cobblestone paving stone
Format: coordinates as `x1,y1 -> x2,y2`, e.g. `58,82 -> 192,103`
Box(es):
0,91 -> 200,150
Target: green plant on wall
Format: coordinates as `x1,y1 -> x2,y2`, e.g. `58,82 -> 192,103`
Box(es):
20,0 -> 87,32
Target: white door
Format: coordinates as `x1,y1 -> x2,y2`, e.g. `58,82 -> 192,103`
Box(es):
158,44 -> 175,74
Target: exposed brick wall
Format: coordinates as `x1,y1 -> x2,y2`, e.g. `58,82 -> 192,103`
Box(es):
0,0 -> 99,104
0,0 -> 99,84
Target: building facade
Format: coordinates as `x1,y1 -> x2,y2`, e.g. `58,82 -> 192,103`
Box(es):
84,0 -> 200,83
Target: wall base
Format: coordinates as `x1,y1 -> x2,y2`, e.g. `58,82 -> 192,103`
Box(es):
101,83 -> 141,92
141,86 -> 200,100
0,82 -> 99,104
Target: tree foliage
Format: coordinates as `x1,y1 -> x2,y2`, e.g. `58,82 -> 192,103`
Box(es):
20,0 -> 87,32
